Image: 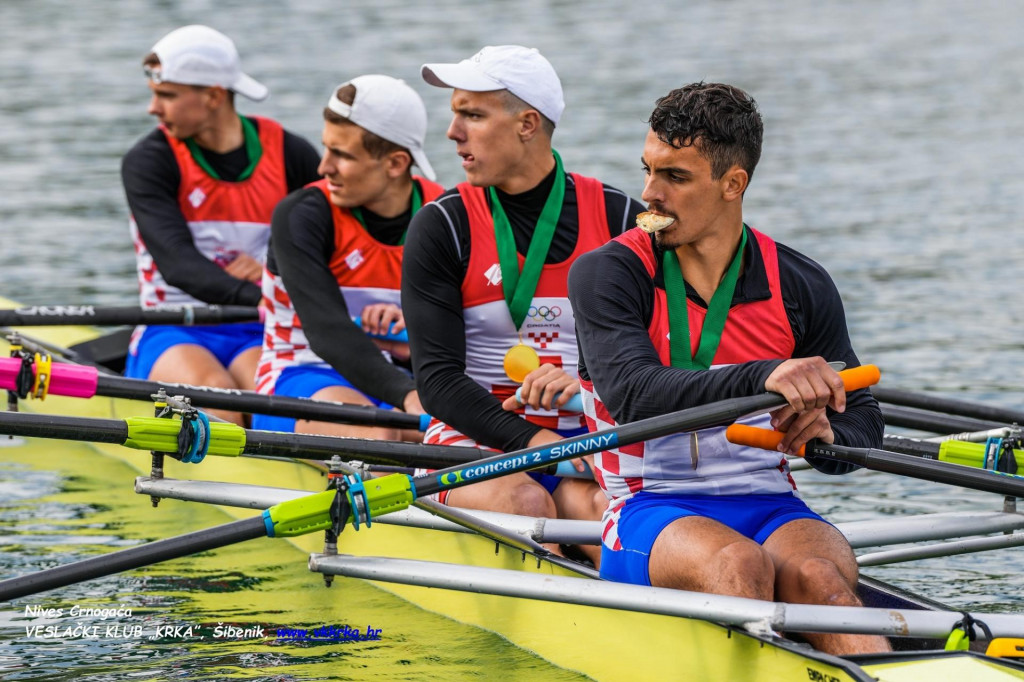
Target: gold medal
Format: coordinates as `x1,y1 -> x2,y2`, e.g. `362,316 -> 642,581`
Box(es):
504,343 -> 540,383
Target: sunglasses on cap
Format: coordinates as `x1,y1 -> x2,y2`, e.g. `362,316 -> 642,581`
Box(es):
143,65 -> 165,84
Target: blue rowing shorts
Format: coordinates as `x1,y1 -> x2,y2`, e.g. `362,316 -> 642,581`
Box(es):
250,364 -> 394,433
125,322 -> 263,380
599,491 -> 829,586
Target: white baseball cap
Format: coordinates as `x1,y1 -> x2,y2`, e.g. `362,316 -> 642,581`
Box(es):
148,25 -> 269,102
326,75 -> 436,181
421,45 -> 564,126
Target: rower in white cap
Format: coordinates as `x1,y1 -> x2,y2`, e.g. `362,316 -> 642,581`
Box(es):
122,25 -> 320,425
402,45 -> 646,565
253,75 -> 443,441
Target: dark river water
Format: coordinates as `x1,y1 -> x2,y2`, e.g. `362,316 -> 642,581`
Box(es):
1,0 -> 1023,678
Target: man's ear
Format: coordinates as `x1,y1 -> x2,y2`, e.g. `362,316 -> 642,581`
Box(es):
721,165 -> 749,201
204,85 -> 230,110
518,109 -> 542,142
385,150 -> 413,178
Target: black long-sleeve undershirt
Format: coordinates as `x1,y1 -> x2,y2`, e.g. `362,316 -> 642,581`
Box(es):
122,119 -> 321,306
402,169 -> 646,452
267,187 -> 417,408
568,230 -> 883,475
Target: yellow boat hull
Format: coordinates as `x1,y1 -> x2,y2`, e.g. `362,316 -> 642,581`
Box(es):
3,309 -> 1023,681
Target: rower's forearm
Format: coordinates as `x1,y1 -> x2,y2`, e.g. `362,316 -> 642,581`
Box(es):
829,389 -> 885,449
306,322 -> 416,408
417,370 -> 542,451
144,230 -> 263,305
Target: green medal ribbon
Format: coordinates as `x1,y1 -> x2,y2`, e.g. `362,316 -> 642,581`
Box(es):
351,180 -> 423,246
490,150 -> 565,330
662,225 -> 748,370
185,115 -> 262,181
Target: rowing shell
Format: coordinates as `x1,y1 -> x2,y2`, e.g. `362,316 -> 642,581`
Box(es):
3,297 -> 1024,681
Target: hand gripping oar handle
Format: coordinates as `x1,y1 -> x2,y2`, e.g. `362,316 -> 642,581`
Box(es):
413,365 -> 879,500
725,424 -> 804,454
503,365 -> 873,416
351,316 -> 409,343
724,363 -> 881,457
512,387 -> 584,413
0,304 -> 259,327
726,426 -> 1024,498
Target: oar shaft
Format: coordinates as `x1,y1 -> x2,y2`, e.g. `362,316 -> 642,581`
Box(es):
881,404 -> 1003,434
805,441 -> 1024,498
0,411 -> 128,444
729,424 -> 1021,495
415,395 -> 767,497
875,386 -> 1024,425
415,364 -> 880,498
0,304 -> 258,327
0,517 -> 267,602
0,354 -> 424,430
97,374 -> 424,430
881,434 -> 942,459
244,429 -> 485,469
0,409 -> 482,470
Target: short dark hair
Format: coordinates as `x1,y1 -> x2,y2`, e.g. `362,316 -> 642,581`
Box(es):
323,84 -> 407,159
494,90 -> 555,138
648,82 -> 762,181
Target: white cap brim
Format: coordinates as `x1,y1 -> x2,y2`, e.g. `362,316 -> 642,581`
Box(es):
408,148 -> 436,181
232,72 -> 269,101
421,63 -> 503,92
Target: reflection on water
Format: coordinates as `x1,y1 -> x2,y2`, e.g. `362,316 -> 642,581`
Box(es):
0,439 -> 586,681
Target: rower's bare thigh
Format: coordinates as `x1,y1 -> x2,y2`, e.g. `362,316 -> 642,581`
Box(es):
445,473 -> 556,518
762,518 -> 861,606
297,385 -> 400,440
762,518 -> 858,582
649,516 -> 773,594
227,345 -> 260,391
551,477 -> 608,521
150,343 -> 233,387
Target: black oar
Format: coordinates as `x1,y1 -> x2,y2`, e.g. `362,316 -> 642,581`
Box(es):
410,365 -> 880,500
0,365 -> 880,600
882,430 -> 1020,473
0,517 -> 268,602
0,304 -> 259,327
0,364 -> 880,484
0,410 -> 465,469
881,403 -> 1004,434
100,375 -> 426,430
727,425 -> 1024,497
0,355 -> 425,430
875,386 -> 1024,426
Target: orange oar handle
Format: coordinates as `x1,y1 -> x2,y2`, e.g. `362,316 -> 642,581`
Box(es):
724,364 -> 881,457
840,364 -> 880,393
725,424 -> 803,456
